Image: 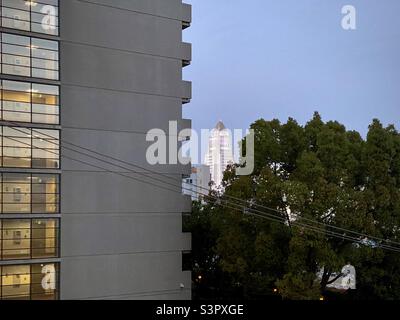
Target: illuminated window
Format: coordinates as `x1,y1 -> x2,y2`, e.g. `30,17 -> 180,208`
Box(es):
0,173 -> 60,214
1,264 -> 30,300
1,33 -> 59,80
1,0 -> 59,36
0,126 -> 60,169
0,219 -> 59,260
31,174 -> 59,213
0,263 -> 59,300
0,0 -> 60,303
1,219 -> 31,259
1,80 -> 60,124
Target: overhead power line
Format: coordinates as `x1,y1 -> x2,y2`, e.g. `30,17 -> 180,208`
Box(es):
3,123 -> 400,253
5,123 -> 400,251
15,121 -> 398,247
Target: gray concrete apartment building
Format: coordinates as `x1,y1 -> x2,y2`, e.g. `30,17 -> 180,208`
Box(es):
0,0 -> 192,300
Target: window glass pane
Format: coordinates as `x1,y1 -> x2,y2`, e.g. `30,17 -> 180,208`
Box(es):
33,0 -> 59,8
32,6 -> 59,18
0,263 -> 59,300
1,80 -> 32,122
1,33 -> 32,77
2,80 -> 31,94
31,264 -> 58,300
31,22 -> 58,36
32,68 -> 58,80
0,127 -> 2,156
2,0 -> 28,11
32,38 -> 58,52
2,54 -> 30,67
0,126 -> 60,168
2,148 -> 31,167
32,194 -> 59,214
1,81 -> 59,125
32,104 -> 59,114
2,8 -> 30,21
31,175 -> 59,213
31,49 -> 58,62
32,93 -> 58,105
2,220 -> 31,260
3,174 -> 31,213
0,174 -> 59,214
0,33 -> 59,79
32,219 -> 58,258
1,0 -> 59,35
2,7 -> 30,21
32,114 -> 59,125
0,219 -> 59,260
32,111 -> 59,124
2,127 -> 32,167
2,33 -> 30,46
0,176 -> 2,214
2,64 -> 31,77
32,92 -> 58,105
31,12 -> 59,27
32,129 -> 60,169
2,44 -> 30,57
33,129 -> 59,140
2,9 -> 30,31
2,102 -> 31,122
32,83 -> 59,96
32,58 -> 59,71
2,81 -> 31,102
1,265 -> 31,300
3,127 -> 31,142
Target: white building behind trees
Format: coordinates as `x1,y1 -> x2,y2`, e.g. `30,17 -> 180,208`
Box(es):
205,121 -> 234,188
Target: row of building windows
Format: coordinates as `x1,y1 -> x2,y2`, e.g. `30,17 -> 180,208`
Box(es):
0,126 -> 60,169
0,0 -> 60,300
0,173 -> 59,214
0,79 -> 59,124
0,32 -> 59,80
0,218 -> 58,260
0,263 -> 58,300
0,0 -> 59,36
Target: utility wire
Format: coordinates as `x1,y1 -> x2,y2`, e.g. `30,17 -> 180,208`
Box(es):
9,122 -> 400,246
215,201 -> 400,253
3,124 -> 400,252
4,124 -> 400,250
11,123 -> 400,248
10,121 -> 397,248
3,133 -> 399,253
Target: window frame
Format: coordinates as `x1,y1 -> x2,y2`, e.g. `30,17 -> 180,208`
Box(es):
0,0 -> 59,36
0,218 -> 60,260
0,79 -> 60,125
0,172 -> 60,214
0,126 -> 61,169
0,32 -> 60,80
0,262 -> 59,300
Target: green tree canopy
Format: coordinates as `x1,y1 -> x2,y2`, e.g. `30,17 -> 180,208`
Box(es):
186,113 -> 400,300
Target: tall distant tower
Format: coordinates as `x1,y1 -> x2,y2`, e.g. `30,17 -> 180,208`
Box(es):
205,121 -> 234,187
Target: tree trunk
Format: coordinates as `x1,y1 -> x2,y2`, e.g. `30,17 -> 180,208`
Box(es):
320,269 -> 332,291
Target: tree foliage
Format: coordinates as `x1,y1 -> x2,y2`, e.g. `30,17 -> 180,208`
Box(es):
185,113 -> 400,300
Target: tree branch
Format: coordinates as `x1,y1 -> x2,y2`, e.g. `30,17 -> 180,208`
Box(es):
327,273 -> 345,285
